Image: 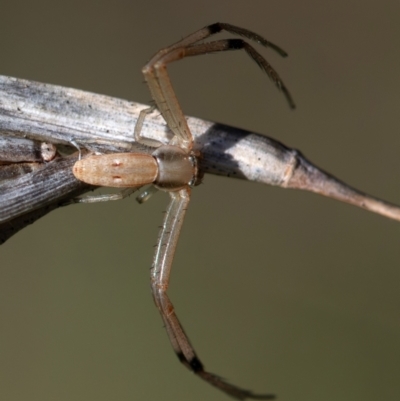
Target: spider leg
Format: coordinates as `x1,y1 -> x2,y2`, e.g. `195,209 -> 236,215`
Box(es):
205,22 -> 289,57
149,22 -> 289,59
68,188 -> 138,204
135,185 -> 158,204
142,24 -> 294,151
142,57 -> 193,151
134,106 -> 165,148
151,188 -> 275,400
181,39 -> 294,108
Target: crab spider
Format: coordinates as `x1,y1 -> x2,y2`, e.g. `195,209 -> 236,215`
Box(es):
73,22 -> 293,400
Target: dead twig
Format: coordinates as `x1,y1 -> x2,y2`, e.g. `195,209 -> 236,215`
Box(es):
0,75 -> 399,244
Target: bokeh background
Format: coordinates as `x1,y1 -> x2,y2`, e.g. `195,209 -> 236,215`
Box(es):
0,1 -> 399,401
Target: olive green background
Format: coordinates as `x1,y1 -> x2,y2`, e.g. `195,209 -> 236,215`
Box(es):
0,1 -> 399,400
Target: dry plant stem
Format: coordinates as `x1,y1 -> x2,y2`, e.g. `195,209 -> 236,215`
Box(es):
0,154 -> 89,222
286,154 -> 400,221
0,75 -> 399,228
0,154 -> 90,243
0,76 -> 400,223
0,162 -> 43,181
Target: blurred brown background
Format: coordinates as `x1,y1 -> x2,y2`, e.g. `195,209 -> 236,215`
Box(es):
0,1 -> 399,400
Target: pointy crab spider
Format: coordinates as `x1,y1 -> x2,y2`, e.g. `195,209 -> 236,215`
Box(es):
72,22 -> 294,400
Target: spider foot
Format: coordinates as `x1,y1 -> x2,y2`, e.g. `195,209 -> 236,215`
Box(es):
197,369 -> 275,400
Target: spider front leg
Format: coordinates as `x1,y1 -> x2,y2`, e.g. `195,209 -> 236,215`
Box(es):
151,188 -> 274,400
142,22 -> 294,148
142,22 -> 288,400
69,187 -> 138,204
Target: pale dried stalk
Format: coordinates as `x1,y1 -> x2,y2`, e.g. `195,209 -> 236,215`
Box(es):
0,75 -> 399,243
